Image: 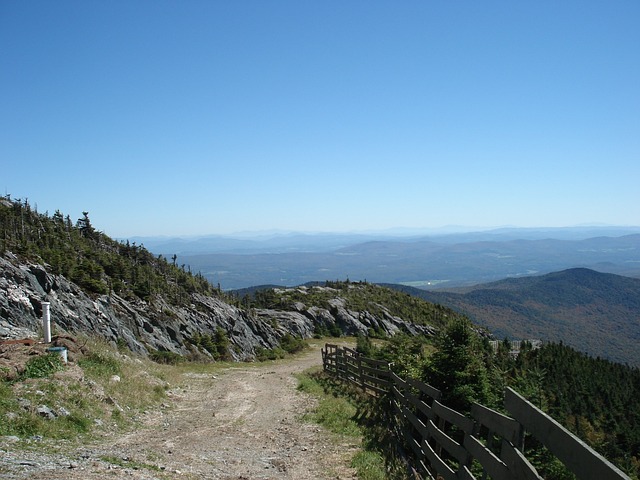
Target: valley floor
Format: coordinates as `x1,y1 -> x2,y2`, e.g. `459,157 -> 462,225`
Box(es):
0,344 -> 357,480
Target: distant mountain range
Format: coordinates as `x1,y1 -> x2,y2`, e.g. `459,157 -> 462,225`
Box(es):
135,227 -> 640,290
132,226 -> 640,255
135,227 -> 640,365
385,268 -> 640,366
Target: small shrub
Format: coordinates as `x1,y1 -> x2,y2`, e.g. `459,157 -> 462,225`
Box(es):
189,328 -> 231,361
255,347 -> 286,362
21,353 -> 64,380
356,333 -> 374,357
279,333 -> 306,354
149,349 -> 183,365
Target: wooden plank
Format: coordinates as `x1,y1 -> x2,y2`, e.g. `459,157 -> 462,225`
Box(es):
362,373 -> 390,388
471,402 -> 523,446
401,422 -> 425,461
392,385 -> 407,406
363,383 -> 388,396
420,461 -> 435,480
432,400 -> 475,434
500,440 -> 542,480
504,388 -> 630,480
360,356 -> 392,367
343,346 -> 358,357
422,438 -> 457,480
403,405 -> 430,440
390,371 -> 405,388
361,364 -> 390,377
458,466 -> 477,480
403,387 -> 436,423
406,377 -> 442,402
425,419 -> 468,465
464,435 -> 510,480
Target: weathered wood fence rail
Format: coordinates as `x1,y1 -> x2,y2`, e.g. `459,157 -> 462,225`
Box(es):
322,344 -> 629,480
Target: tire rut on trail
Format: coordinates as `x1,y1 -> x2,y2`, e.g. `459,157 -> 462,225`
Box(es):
1,344 -> 358,479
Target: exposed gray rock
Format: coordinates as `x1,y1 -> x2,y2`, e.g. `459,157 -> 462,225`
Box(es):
36,405 -> 56,419
1,252 -> 435,361
56,406 -> 71,417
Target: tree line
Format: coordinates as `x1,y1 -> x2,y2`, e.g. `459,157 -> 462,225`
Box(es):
0,196 -> 220,305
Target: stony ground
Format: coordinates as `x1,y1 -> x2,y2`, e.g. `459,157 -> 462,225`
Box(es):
0,344 -> 359,479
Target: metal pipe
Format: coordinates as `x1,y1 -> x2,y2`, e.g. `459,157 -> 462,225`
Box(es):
42,301 -> 51,343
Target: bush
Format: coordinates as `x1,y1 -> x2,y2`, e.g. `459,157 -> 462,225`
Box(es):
279,333 -> 306,354
356,333 -> 374,357
149,349 -> 184,365
189,328 -> 231,361
21,353 -> 64,380
255,347 -> 286,362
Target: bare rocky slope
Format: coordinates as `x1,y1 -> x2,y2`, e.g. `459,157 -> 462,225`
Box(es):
0,252 -> 435,358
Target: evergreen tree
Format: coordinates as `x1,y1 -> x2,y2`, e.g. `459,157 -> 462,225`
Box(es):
425,318 -> 493,412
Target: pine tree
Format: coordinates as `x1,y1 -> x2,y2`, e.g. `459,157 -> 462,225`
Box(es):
425,318 -> 493,412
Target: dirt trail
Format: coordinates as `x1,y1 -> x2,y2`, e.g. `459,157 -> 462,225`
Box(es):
2,344 -> 358,479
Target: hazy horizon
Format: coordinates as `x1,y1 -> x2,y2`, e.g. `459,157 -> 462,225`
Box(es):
126,223 -> 640,241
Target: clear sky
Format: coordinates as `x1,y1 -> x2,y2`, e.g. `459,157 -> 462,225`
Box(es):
1,1 -> 639,238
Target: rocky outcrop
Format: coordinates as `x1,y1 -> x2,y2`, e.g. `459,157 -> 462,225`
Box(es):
1,252 -> 435,360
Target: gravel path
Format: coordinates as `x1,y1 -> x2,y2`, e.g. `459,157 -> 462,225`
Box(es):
0,344 -> 358,479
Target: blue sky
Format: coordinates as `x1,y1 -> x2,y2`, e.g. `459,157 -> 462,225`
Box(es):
2,1 -> 639,238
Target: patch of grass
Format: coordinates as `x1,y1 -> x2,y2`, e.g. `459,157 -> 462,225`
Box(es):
21,353 -> 64,380
78,349 -> 122,378
0,337 -> 176,444
0,382 -> 17,420
297,370 -> 361,438
100,454 -> 163,472
296,369 -> 325,396
297,368 -> 408,480
351,450 -> 387,480
313,394 -> 360,436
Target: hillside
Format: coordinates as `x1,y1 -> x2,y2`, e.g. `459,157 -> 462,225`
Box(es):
401,268 -> 640,366
0,197 -> 442,358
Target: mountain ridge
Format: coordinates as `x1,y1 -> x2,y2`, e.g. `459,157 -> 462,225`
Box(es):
386,268 -> 640,366
168,233 -> 640,290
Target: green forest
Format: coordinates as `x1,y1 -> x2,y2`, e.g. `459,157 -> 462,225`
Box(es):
356,321 -> 640,479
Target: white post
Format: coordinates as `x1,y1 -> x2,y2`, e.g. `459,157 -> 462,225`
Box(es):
42,301 -> 51,343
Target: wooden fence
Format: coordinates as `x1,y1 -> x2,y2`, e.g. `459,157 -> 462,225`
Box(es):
322,344 -> 630,480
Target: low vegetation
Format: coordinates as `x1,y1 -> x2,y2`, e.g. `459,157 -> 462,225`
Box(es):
296,367 -> 397,480
0,337 -> 176,445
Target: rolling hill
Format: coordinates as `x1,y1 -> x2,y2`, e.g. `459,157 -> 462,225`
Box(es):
395,268 -> 640,366
159,233 -> 640,290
